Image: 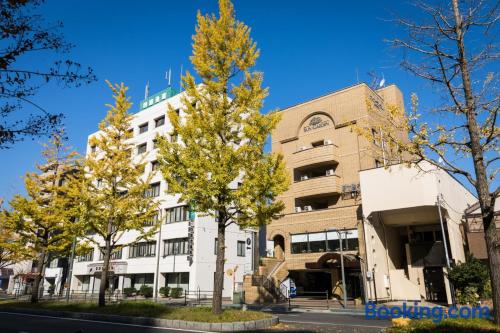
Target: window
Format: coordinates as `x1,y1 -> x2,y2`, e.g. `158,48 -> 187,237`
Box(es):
214,238 -> 218,255
153,139 -> 159,149
78,249 -> 94,262
145,182 -> 160,197
327,230 -> 359,251
131,273 -> 154,289
165,205 -> 189,223
309,232 -> 327,252
127,128 -> 133,136
137,143 -> 147,155
99,248 -> 122,260
155,116 -> 165,127
291,230 -> 360,254
129,241 -> 156,258
291,234 -> 308,254
237,241 -> 245,257
151,160 -> 159,172
311,140 -> 324,148
90,145 -> 96,153
164,238 -> 189,256
375,159 -> 383,168
165,272 -> 189,290
143,211 -> 160,227
139,123 -> 148,134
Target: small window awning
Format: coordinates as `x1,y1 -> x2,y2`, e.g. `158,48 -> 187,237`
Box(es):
305,252 -> 360,269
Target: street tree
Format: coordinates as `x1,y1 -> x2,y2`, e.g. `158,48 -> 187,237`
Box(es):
71,82 -> 160,307
157,0 -> 289,315
0,0 -> 96,148
362,0 -> 498,321
1,132 -> 79,303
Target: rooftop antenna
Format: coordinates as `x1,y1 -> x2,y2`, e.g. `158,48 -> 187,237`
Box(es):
179,64 -> 183,92
144,81 -> 150,99
379,73 -> 386,88
356,68 -> 359,83
166,68 -> 172,87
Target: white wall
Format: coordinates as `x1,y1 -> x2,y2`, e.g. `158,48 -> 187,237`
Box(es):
72,90 -> 254,299
359,162 -> 476,303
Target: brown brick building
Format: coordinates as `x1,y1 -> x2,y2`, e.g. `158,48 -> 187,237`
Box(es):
252,83 -> 406,302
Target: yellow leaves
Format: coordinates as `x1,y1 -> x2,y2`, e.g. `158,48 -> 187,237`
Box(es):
1,132 -> 79,262
76,82 -> 161,246
157,0 -> 288,228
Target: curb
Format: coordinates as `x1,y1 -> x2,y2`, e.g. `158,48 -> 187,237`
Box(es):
0,307 -> 279,331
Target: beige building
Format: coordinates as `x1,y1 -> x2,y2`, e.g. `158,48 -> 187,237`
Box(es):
463,198 -> 499,260
244,83 -> 475,306
249,83 -> 406,302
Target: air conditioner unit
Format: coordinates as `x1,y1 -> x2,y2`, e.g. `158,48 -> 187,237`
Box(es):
325,169 -> 335,176
324,140 -> 332,145
295,207 -> 302,213
304,206 -> 313,211
300,175 -> 309,181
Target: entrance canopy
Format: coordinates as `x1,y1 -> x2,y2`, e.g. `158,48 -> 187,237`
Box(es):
368,206 -> 441,227
305,252 -> 360,269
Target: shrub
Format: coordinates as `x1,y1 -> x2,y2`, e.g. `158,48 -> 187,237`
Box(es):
170,287 -> 183,298
387,318 -> 500,333
448,256 -> 490,302
139,285 -> 153,298
123,287 -> 136,297
455,286 -> 480,305
159,287 -> 170,297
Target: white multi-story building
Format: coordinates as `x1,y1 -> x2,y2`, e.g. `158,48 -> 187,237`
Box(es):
70,87 -> 257,298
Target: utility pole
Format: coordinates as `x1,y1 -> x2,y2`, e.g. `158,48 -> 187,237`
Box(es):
330,228 -> 349,308
66,236 -> 76,302
437,194 -> 455,305
339,230 -> 348,308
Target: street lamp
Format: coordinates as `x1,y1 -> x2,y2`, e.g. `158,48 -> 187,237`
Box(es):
329,228 -> 350,308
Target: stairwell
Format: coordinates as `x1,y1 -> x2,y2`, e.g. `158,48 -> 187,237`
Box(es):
243,257 -> 289,304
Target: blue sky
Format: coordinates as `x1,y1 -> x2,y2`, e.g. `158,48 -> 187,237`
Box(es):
0,0 -> 476,200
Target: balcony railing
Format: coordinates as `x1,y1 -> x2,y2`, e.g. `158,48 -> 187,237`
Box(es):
291,143 -> 338,169
291,174 -> 341,199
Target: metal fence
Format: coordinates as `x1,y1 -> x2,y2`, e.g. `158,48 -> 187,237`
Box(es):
7,288 -> 220,307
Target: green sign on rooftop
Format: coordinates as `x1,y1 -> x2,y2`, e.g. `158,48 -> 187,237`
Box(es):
139,86 -> 179,111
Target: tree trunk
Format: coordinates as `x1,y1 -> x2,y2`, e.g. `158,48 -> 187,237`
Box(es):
98,237 -> 111,307
31,249 -> 46,304
450,0 -> 499,323
212,213 -> 226,315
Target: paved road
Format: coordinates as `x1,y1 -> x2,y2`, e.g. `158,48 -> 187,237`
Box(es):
273,311 -> 388,332
0,311 -> 389,333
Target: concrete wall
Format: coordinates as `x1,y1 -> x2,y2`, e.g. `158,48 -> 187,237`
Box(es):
359,162 -> 476,303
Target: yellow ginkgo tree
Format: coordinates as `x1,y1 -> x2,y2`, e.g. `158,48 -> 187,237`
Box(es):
1,132 -> 79,303
157,0 -> 289,315
71,82 -> 161,307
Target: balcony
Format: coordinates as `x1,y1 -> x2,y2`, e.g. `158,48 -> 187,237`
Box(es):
291,143 -> 338,169
291,174 -> 341,199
